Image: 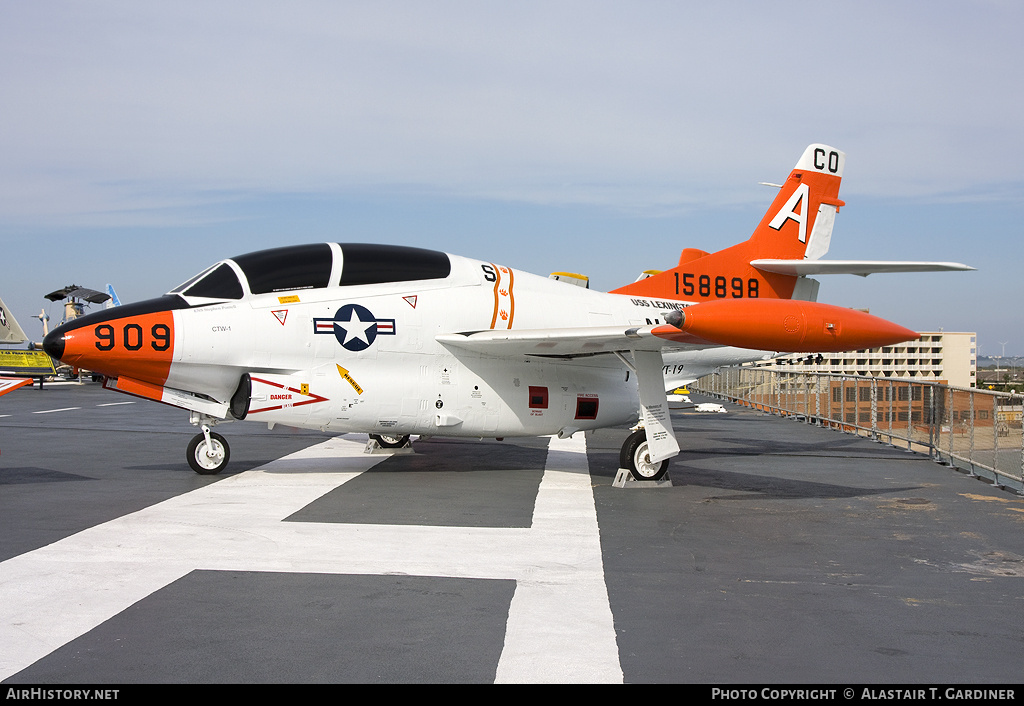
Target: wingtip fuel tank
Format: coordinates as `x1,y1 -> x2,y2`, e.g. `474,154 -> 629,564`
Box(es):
654,298 -> 918,352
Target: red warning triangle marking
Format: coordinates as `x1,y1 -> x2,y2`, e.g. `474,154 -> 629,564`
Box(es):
272,310 -> 288,325
403,296 -> 418,308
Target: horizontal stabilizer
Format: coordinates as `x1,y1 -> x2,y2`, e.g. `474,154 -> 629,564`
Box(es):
750,259 -> 975,277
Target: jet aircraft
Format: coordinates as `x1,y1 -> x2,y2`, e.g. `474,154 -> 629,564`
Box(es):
43,144 -> 970,480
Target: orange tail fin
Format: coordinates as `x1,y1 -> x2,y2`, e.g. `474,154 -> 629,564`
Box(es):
611,144 -> 845,302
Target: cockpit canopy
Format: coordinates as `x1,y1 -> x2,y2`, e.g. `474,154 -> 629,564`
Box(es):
170,243 -> 452,299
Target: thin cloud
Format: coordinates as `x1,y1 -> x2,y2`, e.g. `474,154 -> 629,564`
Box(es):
1,2 -> 1022,226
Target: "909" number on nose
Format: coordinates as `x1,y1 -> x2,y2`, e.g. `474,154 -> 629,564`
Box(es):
94,323 -> 171,351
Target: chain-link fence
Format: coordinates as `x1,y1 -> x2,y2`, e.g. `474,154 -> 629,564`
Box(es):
693,368 -> 1024,495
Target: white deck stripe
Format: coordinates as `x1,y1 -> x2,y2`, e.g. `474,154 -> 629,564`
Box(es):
0,434 -> 621,683
495,434 -> 622,683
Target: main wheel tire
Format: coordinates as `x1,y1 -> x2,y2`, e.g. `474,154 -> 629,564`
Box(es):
187,432 -> 230,475
370,433 -> 411,448
621,429 -> 669,481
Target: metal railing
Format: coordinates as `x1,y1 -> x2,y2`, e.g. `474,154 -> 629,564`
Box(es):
693,368 -> 1024,495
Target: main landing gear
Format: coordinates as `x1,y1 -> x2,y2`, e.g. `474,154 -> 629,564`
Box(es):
187,426 -> 230,475
369,433 -> 411,449
619,428 -> 670,482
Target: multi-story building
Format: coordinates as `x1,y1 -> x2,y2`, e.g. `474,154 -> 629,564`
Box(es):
768,331 -> 977,388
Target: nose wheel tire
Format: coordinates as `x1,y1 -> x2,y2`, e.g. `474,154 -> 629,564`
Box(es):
620,429 -> 670,481
187,431 -> 230,475
370,433 -> 411,448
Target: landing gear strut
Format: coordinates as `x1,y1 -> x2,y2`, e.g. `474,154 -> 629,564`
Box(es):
187,426 -> 230,475
619,428 -> 670,481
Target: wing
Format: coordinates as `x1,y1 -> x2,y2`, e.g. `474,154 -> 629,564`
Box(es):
438,298 -> 919,358
436,324 -> 710,358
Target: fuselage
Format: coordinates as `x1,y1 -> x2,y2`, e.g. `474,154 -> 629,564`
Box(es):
44,243 -> 701,439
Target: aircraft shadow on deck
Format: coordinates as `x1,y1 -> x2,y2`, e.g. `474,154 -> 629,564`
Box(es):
670,464 -> 922,501
0,467 -> 93,485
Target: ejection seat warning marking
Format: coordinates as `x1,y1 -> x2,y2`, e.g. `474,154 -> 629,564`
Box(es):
272,310 -> 288,325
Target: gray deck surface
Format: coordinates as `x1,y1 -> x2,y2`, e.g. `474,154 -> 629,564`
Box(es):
2,383 -> 1021,684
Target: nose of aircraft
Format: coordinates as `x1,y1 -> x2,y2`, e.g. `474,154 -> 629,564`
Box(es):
42,297 -> 181,385
41,327 -> 65,360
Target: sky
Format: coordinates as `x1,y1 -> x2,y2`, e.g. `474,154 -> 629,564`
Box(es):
2,1 -> 1022,356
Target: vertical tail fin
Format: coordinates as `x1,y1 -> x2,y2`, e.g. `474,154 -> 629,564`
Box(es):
105,284 -> 122,309
0,296 -> 29,344
612,144 -> 845,301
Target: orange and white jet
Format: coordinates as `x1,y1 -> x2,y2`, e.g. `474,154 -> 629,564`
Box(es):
43,144 -> 970,479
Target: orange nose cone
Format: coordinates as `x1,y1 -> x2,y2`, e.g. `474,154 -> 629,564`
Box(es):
676,299 -> 917,352
44,307 -> 176,385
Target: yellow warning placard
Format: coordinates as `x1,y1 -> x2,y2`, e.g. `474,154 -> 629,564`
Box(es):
0,350 -> 57,376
